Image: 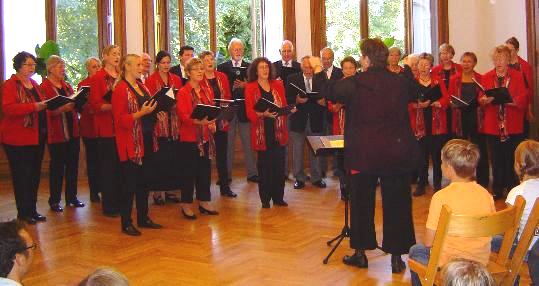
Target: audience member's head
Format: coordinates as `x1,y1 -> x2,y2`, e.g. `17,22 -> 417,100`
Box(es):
178,45 -> 195,66
228,38 -> 245,62
441,139 -> 480,181
514,140 -> 539,182
340,56 -> 358,78
79,267 -> 129,286
439,43 -> 456,64
279,40 -> 295,63
360,38 -> 389,69
0,220 -> 36,283
320,47 -> 334,69
441,258 -> 496,286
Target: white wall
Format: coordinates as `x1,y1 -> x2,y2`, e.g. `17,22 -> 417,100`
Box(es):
448,0 -> 527,73
125,0 -> 143,54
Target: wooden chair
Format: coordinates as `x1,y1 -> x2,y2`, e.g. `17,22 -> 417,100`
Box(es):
409,196 -> 525,286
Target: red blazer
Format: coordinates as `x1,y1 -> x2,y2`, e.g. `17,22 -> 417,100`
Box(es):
244,80 -> 289,151
448,71 -> 484,133
408,74 -> 450,135
327,102 -> 345,135
177,82 -> 214,142
77,77 -> 97,138
201,71 -> 232,132
510,56 -> 534,119
40,78 -> 80,143
432,61 -> 463,84
89,68 -> 116,137
480,68 -> 528,135
112,80 -> 150,162
1,75 -> 48,146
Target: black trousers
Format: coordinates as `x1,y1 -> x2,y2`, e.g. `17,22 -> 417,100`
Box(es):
82,137 -> 99,197
214,130 -> 229,187
349,172 -> 416,254
417,135 -> 447,189
257,145 -> 285,204
48,139 -> 80,205
487,135 -> 522,196
4,142 -> 45,218
120,160 -> 149,227
97,137 -> 122,214
179,142 -> 211,203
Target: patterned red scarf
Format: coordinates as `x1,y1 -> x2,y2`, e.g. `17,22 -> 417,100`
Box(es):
495,75 -> 511,142
153,73 -> 179,141
15,80 -> 37,128
190,87 -> 215,158
213,76 -> 230,131
336,108 -> 345,135
252,86 -> 286,148
126,86 -> 144,165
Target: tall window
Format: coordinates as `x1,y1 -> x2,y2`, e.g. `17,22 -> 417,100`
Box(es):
412,0 -> 431,53
262,0 -> 283,62
184,0 -> 210,53
168,0 -> 181,63
3,0 -> 46,81
325,0 -> 361,63
368,0 -> 405,50
56,0 -> 99,86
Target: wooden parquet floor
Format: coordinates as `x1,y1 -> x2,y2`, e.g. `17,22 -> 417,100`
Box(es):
0,168 -> 531,286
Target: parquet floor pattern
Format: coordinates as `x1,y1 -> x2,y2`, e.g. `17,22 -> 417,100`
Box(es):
0,168 -> 530,286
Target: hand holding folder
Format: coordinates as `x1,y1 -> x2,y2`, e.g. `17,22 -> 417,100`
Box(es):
44,95 -> 75,110
419,84 -> 442,103
254,97 -> 295,116
473,78 -> 513,105
289,82 -> 322,99
190,104 -> 221,121
151,87 -> 178,113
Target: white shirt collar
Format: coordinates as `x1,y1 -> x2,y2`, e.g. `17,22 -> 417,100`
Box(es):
180,64 -> 187,79
233,59 -> 243,67
282,60 -> 291,67
0,277 -> 23,286
326,66 -> 334,78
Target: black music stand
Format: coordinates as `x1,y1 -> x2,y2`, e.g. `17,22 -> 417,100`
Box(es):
306,135 -> 348,264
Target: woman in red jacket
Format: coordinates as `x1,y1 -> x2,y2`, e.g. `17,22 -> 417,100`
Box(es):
89,45 -> 122,217
327,56 -> 357,200
1,52 -> 48,224
479,45 -> 528,199
40,55 -> 84,213
112,54 -> 162,236
199,50 -> 236,198
144,50 -> 183,205
506,36 -> 534,138
78,57 -> 101,203
448,52 -> 490,188
245,57 -> 293,208
177,58 -> 219,219
408,53 -> 450,196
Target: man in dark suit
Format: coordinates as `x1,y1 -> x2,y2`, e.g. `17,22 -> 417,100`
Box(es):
217,38 -> 258,191
273,40 -> 301,179
170,45 -> 194,85
336,39 -> 419,274
314,47 -> 343,177
286,56 -> 327,189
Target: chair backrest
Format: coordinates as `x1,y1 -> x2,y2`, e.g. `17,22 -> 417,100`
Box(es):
499,197 -> 539,286
422,196 -> 525,286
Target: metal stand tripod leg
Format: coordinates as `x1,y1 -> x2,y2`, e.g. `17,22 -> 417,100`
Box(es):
323,183 -> 350,264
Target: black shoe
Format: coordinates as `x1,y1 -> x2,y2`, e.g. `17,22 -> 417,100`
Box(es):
165,193 -> 180,203
67,199 -> 85,208
313,180 -> 327,188
90,193 -> 101,203
199,206 -> 219,215
391,255 -> 406,273
413,185 -> 426,197
103,212 -> 120,218
343,250 -> 368,268
138,218 -> 162,229
181,208 -> 197,220
50,203 -> 64,213
220,186 -> 237,198
18,216 -> 37,225
153,195 -> 165,205
321,171 -> 327,178
32,213 -> 47,222
273,200 -> 288,207
247,175 -> 259,183
262,202 -> 271,208
122,225 -> 141,236
294,180 -> 305,189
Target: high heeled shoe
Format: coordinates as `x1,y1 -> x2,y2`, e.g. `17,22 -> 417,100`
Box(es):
199,206 -> 219,215
153,195 -> 165,206
343,250 -> 368,268
67,199 -> 85,208
391,254 -> 406,273
181,208 -> 197,220
50,203 -> 64,213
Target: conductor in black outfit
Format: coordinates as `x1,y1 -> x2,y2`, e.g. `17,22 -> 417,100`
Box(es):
335,39 -> 419,274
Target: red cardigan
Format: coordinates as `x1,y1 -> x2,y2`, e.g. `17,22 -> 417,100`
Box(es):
112,80 -> 150,162
448,71 -> 484,133
510,56 -> 534,119
77,77 -> 97,138
407,74 -> 450,135
480,68 -> 528,136
1,75 -> 48,146
431,61 -> 463,83
244,80 -> 289,151
201,71 -> 232,132
177,82 -> 214,142
89,68 -> 116,137
40,78 -> 80,143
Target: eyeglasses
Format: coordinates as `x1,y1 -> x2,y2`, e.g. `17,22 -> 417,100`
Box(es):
23,63 -> 37,67
24,243 -> 37,251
